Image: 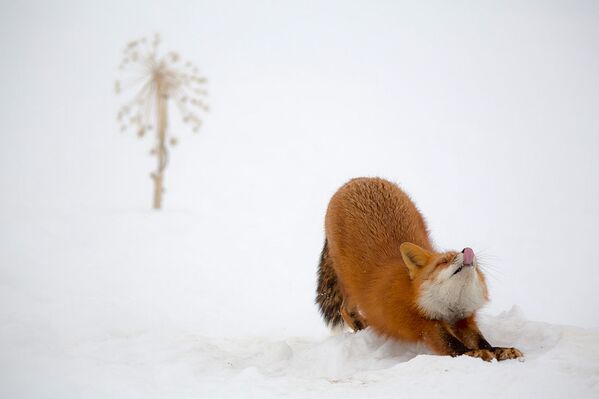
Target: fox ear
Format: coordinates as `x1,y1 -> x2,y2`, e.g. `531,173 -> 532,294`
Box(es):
400,242 -> 432,279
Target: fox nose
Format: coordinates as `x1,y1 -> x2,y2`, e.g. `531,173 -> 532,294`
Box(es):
462,247 -> 474,266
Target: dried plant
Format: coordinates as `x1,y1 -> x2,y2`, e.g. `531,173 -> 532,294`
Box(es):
115,34 -> 208,209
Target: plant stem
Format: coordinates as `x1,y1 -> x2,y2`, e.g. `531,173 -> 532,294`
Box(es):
152,75 -> 168,210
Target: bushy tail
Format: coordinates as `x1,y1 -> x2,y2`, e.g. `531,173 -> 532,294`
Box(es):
315,239 -> 344,329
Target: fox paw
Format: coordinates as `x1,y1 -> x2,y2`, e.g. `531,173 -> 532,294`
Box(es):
492,347 -> 524,361
464,349 -> 495,362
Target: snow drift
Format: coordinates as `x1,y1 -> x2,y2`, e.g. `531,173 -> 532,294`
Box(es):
1,210 -> 598,398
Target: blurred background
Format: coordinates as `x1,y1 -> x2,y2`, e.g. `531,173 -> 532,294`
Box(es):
1,0 -> 598,348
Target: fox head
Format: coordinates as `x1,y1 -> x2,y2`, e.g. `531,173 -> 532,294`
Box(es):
400,242 -> 488,322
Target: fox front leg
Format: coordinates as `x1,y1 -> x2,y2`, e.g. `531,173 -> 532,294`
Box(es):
423,322 -> 496,361
449,317 -> 524,361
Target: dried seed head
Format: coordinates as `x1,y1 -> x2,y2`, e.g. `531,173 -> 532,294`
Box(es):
116,34 -> 208,138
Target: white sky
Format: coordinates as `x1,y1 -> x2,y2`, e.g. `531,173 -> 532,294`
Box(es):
1,0 -> 598,328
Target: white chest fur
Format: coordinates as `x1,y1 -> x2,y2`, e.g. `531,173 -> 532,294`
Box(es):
417,263 -> 486,322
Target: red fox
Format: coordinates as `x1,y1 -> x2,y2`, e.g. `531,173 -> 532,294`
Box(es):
316,177 -> 523,361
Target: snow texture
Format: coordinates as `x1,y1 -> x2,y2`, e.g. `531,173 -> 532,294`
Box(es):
1,211 -> 598,398
2,291 -> 598,399
1,1 -> 599,397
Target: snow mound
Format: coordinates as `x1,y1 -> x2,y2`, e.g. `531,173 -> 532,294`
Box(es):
2,306 -> 598,398
1,211 -> 598,398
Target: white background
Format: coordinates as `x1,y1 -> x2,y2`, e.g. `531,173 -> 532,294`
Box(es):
1,0 -> 598,336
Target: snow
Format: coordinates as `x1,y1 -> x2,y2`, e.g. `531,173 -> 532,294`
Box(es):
1,211 -> 598,398
2,0 -> 599,397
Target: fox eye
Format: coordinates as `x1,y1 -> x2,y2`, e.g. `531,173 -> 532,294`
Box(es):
436,261 -> 447,267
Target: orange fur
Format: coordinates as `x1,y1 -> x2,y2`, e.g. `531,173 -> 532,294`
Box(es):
320,177 -> 522,361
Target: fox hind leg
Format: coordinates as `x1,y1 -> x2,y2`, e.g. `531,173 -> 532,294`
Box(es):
340,302 -> 368,332
316,239 -> 368,331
